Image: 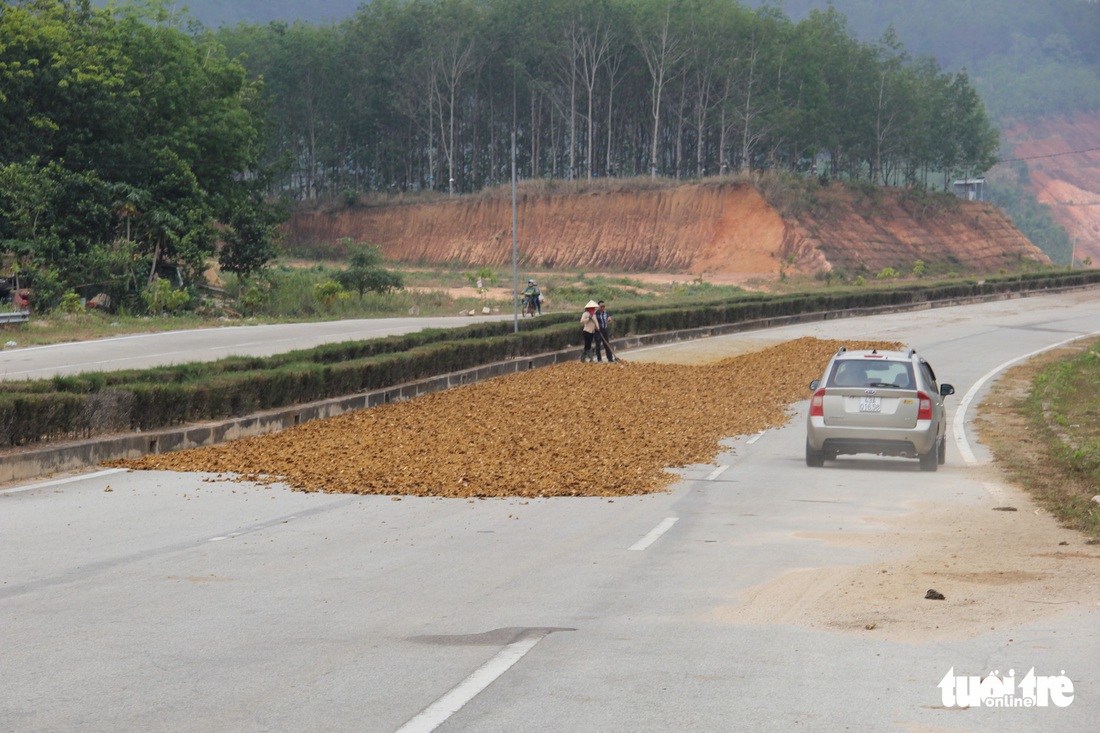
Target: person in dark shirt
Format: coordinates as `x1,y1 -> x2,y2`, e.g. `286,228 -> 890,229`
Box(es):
594,300 -> 615,362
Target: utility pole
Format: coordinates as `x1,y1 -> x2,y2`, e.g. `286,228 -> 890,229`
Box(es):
512,130 -> 519,332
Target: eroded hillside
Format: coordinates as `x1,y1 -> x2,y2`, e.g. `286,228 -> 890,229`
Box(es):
283,181 -> 1050,280
1004,112 -> 1100,265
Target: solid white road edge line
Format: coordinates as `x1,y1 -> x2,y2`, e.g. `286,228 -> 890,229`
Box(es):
747,430 -> 767,445
0,468 -> 127,496
629,517 -> 679,551
395,632 -> 548,733
954,329 -> 1100,466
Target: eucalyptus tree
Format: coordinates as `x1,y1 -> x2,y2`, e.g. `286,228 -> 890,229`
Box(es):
358,0 -> 437,191
793,8 -> 859,178
759,12 -> 827,173
552,13 -> 583,180
633,0 -> 687,178
422,0 -> 484,194
896,58 -> 943,186
197,0 -> 1003,201
724,8 -> 794,173
599,5 -> 630,177
940,71 -> 999,186
575,2 -> 615,180
867,29 -> 912,185
679,0 -> 738,177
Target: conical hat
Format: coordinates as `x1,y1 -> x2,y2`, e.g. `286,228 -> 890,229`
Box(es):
585,300 -> 599,309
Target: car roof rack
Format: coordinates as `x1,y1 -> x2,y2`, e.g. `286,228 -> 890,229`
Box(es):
907,347 -> 916,357
836,346 -> 848,355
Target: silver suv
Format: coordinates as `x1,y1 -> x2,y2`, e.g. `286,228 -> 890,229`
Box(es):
805,347 -> 954,471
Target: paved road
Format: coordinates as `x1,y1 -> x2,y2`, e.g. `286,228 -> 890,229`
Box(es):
2,292 -> 1099,732
0,314 -> 513,381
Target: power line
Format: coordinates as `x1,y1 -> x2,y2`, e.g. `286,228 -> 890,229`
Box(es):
1000,146 -> 1100,164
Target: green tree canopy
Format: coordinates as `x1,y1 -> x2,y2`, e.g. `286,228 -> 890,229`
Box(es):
0,0 -> 281,310
213,0 -> 1001,199
334,240 -> 404,299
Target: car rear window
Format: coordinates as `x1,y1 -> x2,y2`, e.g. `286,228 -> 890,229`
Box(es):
827,359 -> 915,389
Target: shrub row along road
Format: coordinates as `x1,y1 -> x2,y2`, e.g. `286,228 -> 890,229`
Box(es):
0,314 -> 512,381
3,291 -> 1100,732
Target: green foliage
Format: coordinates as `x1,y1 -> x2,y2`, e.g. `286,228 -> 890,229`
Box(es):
1019,338 -> 1100,537
333,240 -> 405,299
986,168 -> 1073,265
141,278 -> 191,315
766,0 -> 1100,123
25,266 -> 66,311
208,0 -> 1001,197
755,173 -> 823,218
10,268 -> 1100,448
314,280 -> 346,310
467,267 -> 496,289
911,259 -> 925,278
0,0 -> 279,314
238,282 -> 270,315
218,197 -> 287,278
57,292 -> 84,315
876,267 -> 900,279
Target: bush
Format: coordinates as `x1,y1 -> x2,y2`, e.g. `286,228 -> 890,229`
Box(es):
142,279 -> 191,315
58,291 -> 84,314
6,270 -> 1100,448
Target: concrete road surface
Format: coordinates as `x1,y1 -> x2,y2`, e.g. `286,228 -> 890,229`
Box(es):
0,314 -> 513,381
2,292 -> 1099,732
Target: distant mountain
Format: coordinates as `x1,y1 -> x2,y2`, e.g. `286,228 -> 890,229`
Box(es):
758,1 -> 1099,74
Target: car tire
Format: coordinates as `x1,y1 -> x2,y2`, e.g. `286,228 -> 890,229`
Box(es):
806,440 -> 825,468
919,447 -> 939,472
937,436 -> 947,465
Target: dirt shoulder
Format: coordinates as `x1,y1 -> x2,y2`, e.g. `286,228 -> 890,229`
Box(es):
728,349 -> 1100,643
726,483 -> 1099,643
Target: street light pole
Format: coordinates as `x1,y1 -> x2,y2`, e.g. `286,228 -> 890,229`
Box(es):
512,130 -> 519,332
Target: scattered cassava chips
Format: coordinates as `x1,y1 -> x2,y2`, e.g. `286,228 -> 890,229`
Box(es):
111,338 -> 900,497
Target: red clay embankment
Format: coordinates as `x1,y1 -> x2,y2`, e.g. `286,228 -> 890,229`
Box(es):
283,181 -> 1050,280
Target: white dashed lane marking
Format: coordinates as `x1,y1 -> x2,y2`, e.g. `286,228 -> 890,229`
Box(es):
629,517 -> 679,551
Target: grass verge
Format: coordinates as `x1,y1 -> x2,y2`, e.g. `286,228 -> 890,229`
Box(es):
976,339 -> 1100,541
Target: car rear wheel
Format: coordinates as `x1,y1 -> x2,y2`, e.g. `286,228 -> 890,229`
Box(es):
919,446 -> 938,472
806,440 -> 825,468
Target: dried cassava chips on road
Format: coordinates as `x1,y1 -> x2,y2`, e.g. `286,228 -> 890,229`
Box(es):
111,338 -> 900,497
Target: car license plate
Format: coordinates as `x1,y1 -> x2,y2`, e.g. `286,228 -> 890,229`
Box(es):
859,396 -> 881,413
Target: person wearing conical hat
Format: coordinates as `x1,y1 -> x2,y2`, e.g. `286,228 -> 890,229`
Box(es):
579,300 -> 599,362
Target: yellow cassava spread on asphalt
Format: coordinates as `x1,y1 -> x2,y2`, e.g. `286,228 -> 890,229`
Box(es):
110,338 -> 900,497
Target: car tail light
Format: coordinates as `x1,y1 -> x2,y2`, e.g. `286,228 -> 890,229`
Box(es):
810,388 -> 825,417
917,391 -> 932,420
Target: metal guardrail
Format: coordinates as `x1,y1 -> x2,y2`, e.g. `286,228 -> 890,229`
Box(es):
0,310 -> 30,325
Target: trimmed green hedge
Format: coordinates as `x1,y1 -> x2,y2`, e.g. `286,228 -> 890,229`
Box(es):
2,270 -> 1099,447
